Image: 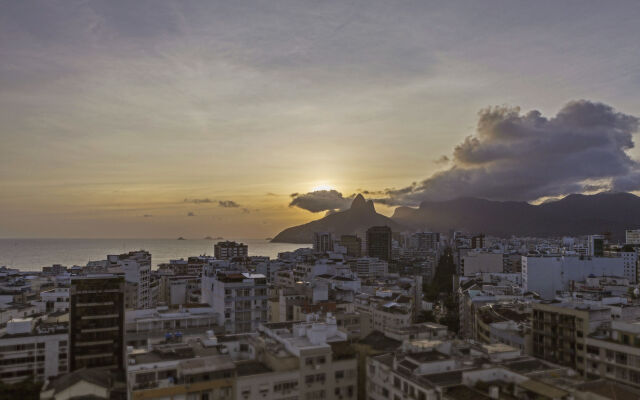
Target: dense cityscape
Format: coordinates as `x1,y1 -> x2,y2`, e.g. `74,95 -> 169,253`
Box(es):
3,1 -> 640,399
2,206 -> 640,399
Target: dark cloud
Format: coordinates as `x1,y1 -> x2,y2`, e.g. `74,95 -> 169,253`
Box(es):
184,198 -> 213,204
187,211 -> 195,217
289,190 -> 354,213
384,100 -> 639,204
435,155 -> 450,164
142,214 -> 153,218
289,193 -> 299,198
218,200 -> 240,208
242,208 -> 251,214
358,189 -> 386,196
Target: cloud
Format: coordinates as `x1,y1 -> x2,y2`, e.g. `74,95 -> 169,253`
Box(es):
142,214 -> 153,218
218,200 -> 240,208
242,208 -> 251,214
184,198 -> 213,204
289,190 -> 354,213
383,100 -> 639,204
187,211 -> 195,216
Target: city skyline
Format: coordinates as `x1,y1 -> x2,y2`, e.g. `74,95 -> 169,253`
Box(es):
2,1 -> 640,238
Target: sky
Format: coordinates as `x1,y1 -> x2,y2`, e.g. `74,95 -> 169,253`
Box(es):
1,0 -> 640,239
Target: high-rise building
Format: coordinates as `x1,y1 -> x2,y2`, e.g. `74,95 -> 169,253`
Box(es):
69,275 -> 125,372
410,232 -> 440,251
366,226 -> 392,261
471,234 -> 485,249
588,234 -> 605,257
339,235 -> 362,257
313,232 -> 334,253
214,241 -> 248,259
626,229 -> 640,245
107,250 -> 152,309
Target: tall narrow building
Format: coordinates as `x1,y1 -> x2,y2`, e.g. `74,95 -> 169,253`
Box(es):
69,275 -> 125,372
366,226 -> 392,261
340,234 -> 362,257
313,232 -> 334,253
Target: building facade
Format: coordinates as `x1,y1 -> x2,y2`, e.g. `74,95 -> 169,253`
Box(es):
69,275 -> 125,371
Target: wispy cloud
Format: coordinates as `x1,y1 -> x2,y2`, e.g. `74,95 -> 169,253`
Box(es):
184,198 -> 213,204
218,200 -> 240,208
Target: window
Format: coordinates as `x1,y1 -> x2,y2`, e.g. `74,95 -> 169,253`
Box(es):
335,370 -> 344,379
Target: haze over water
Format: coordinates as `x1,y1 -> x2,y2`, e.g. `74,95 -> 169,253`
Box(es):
0,239 -> 307,271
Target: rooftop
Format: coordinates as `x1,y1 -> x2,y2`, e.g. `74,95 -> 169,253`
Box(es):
235,360 -> 273,377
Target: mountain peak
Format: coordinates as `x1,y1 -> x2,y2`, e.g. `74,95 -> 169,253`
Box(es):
350,193 -> 367,209
271,192 -> 404,243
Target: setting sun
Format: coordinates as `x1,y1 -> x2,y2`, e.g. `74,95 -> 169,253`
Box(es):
311,184 -> 334,192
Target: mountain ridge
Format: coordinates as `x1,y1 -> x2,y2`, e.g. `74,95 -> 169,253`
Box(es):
392,191 -> 640,239
271,194 -> 405,243
273,192 -> 640,243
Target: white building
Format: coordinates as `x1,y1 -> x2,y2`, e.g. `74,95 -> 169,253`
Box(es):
260,315 -> 357,399
354,257 -> 388,279
522,255 -> 626,299
35,287 -> 69,313
461,252 -> 503,276
125,305 -> 219,347
204,271 -> 268,333
104,250 -> 152,309
0,317 -> 68,384
627,229 -> 640,245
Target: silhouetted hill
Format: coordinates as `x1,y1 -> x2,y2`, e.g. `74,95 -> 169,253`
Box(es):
271,194 -> 406,243
391,192 -> 640,239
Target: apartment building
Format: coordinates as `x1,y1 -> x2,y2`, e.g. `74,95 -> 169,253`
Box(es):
98,250 -> 153,309
125,305 -> 219,347
127,314 -> 357,400
353,257 -> 388,279
259,315 -> 358,400
204,271 -> 268,333
0,317 -> 68,384
69,275 -> 125,371
531,302 -> 612,376
366,226 -> 392,262
460,251 -> 503,276
522,255 -> 626,299
313,232 -> 334,254
367,339 -> 576,400
214,241 -> 248,259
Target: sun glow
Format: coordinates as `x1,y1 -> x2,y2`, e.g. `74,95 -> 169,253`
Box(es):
311,184 -> 334,192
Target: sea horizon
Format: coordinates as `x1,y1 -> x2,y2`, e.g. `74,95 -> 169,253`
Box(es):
0,238 -> 309,271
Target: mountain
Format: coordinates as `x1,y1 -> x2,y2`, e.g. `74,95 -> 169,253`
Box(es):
391,192 -> 640,239
271,194 -> 406,243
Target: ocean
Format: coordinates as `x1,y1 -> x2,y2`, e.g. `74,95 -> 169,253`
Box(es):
0,239 -> 309,271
